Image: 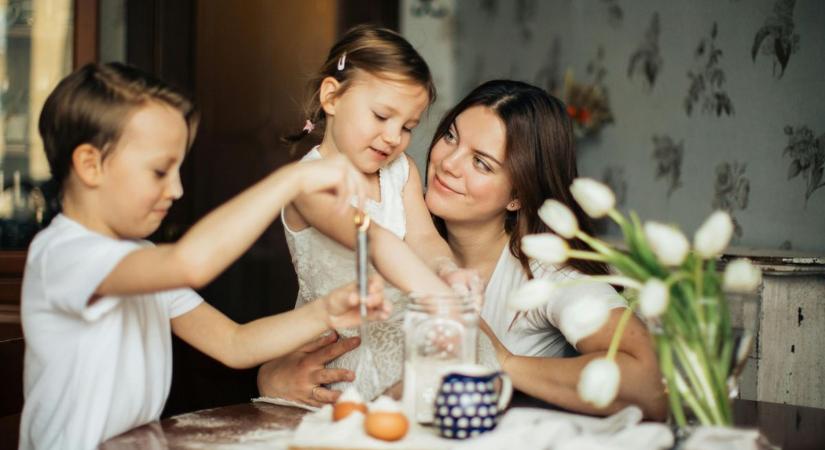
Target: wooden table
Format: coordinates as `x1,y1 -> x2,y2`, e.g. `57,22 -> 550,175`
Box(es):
101,395 -> 825,449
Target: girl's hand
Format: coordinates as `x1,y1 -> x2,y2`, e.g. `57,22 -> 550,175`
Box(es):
299,154 -> 368,214
434,257 -> 485,307
322,276 -> 390,329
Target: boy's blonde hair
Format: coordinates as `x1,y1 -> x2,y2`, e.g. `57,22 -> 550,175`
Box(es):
285,24 -> 436,149
38,62 -> 200,192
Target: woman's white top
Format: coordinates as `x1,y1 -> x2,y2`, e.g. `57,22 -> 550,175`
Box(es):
481,245 -> 627,358
282,147 -> 409,400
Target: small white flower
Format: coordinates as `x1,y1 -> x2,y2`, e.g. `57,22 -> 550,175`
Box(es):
578,357 -> 620,408
694,211 -> 734,258
570,178 -> 616,218
559,295 -> 611,344
521,234 -> 569,264
507,278 -> 556,311
644,222 -> 689,266
538,199 -> 579,239
723,259 -> 762,293
639,278 -> 669,318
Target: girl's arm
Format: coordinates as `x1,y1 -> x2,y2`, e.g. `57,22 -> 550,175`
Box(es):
488,310 -> 668,420
172,278 -> 388,369
290,168 -> 452,295
400,157 -> 478,290
95,155 -> 366,297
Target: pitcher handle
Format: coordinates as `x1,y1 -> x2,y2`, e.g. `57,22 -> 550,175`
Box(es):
496,372 -> 513,412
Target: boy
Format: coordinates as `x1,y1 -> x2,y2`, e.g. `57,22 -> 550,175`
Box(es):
20,62 -> 385,449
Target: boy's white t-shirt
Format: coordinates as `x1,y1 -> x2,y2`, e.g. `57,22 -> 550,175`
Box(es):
19,214 -> 202,450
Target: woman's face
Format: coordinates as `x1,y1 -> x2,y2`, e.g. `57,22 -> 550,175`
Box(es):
425,105 -> 515,225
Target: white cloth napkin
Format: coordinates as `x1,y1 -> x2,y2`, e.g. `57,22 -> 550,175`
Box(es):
683,426 -> 772,450
450,406 -> 673,450
288,404 -> 675,450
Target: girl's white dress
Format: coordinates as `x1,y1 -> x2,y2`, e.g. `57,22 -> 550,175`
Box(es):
283,147 -> 409,400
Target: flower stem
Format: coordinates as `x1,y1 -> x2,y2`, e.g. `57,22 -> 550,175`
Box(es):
575,231 -> 650,279
657,337 -> 687,427
674,372 -> 714,425
606,306 -> 634,360
568,249 -> 609,262
607,208 -> 626,228
694,259 -> 706,324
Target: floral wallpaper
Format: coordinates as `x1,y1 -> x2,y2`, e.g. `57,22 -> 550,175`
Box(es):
403,0 -> 824,254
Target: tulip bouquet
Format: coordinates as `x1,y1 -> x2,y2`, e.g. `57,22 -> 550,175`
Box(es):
508,178 -> 762,427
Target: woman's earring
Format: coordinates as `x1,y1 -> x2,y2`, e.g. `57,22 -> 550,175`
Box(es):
507,200 -> 521,211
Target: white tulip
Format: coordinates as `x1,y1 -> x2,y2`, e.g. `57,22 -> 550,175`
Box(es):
521,234 -> 569,264
570,178 -> 616,218
507,278 -> 556,311
694,211 -> 734,258
559,295 -> 611,345
639,278 -> 669,318
644,222 -> 689,266
538,199 -> 579,239
578,357 -> 621,408
723,258 -> 762,293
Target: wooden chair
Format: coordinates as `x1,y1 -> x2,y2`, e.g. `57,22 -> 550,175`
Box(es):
0,336 -> 24,449
0,251 -> 26,448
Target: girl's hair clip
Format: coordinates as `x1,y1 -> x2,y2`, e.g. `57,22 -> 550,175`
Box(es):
303,119 -> 315,133
337,52 -> 347,71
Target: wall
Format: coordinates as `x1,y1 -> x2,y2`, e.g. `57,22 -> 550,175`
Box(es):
403,0 -> 825,254
401,0 -> 458,172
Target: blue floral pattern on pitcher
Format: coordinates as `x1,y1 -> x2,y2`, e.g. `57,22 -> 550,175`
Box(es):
433,364 -> 513,439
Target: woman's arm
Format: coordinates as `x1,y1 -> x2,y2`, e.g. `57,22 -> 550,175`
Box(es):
490,310 -> 668,420
257,332 -> 361,407
97,156 -> 366,297
172,278 -> 388,369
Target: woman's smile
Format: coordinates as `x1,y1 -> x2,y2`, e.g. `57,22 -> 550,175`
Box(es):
431,173 -> 464,196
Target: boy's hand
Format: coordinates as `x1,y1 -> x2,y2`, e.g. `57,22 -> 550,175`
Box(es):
323,276 -> 390,329
299,154 -> 368,214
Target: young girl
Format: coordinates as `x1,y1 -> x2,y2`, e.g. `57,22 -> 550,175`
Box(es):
281,25 -> 478,401
20,62 -> 387,449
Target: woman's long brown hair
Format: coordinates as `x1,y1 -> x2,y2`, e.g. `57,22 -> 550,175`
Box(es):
426,80 -> 609,278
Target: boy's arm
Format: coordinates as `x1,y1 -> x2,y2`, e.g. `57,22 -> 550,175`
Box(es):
291,176 -> 452,295
171,278 -> 387,369
96,156 -> 365,297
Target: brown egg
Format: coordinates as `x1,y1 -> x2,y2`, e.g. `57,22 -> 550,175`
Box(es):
333,401 -> 367,421
364,411 -> 409,441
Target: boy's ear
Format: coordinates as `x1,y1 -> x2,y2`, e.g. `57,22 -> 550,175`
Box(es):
71,143 -> 104,187
319,76 -> 341,117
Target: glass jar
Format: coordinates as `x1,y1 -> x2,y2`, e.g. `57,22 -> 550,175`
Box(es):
402,293 -> 478,424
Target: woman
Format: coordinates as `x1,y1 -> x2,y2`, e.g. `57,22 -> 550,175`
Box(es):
259,80 -> 667,420
424,80 -> 666,419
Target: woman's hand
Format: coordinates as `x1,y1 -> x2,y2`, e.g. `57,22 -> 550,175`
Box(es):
322,276 -> 390,329
257,332 -> 360,407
